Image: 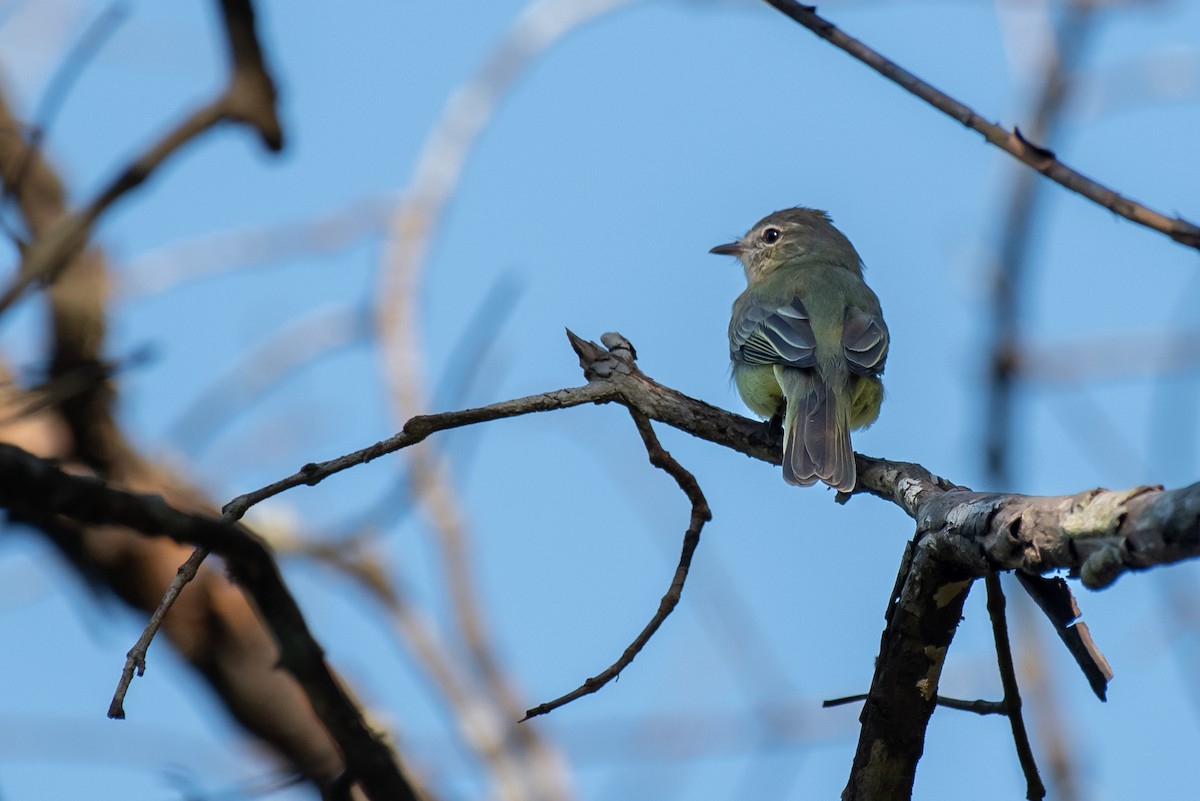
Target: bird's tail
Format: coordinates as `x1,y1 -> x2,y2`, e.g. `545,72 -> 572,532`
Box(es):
776,367 -> 854,491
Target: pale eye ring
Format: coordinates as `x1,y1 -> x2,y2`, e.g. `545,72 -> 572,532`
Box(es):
761,227 -> 781,244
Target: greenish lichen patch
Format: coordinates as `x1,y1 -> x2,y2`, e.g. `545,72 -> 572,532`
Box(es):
1063,487 -> 1157,539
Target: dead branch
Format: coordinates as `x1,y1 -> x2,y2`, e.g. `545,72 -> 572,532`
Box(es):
824,693 -> 1007,716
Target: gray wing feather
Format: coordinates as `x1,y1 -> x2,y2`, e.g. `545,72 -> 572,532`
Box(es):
842,308 -> 888,376
731,297 -> 817,368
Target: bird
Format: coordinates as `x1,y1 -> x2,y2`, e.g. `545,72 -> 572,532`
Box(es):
710,207 -> 888,491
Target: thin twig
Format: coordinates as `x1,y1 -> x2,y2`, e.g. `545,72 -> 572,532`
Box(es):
761,0 -> 1200,250
821,692 -> 867,708
222,380 -> 614,520
986,573 -> 1046,801
87,0 -> 289,732
523,407 -> 711,720
823,693 -> 1006,716
108,546 -> 210,719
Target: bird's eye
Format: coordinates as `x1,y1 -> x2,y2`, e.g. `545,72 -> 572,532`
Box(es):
761,227 -> 781,244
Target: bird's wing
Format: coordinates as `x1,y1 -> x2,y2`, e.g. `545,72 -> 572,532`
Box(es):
842,307 -> 888,376
730,297 -> 817,368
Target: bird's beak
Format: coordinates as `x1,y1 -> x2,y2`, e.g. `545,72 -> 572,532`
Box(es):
709,241 -> 744,256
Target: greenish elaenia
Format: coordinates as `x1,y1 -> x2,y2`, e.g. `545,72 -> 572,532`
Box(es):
711,207 -> 889,491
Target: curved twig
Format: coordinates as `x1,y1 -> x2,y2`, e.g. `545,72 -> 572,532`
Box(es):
108,545 -> 209,719
523,403 -> 712,720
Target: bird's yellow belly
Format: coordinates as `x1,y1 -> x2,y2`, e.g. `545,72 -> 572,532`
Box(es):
734,363 -> 884,429
732,363 -> 786,418
848,375 -> 884,430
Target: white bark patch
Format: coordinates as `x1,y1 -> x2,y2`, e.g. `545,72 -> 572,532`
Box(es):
1063,487 -> 1150,539
897,476 -> 924,509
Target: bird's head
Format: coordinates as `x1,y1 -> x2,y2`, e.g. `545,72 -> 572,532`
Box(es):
709,207 -> 863,282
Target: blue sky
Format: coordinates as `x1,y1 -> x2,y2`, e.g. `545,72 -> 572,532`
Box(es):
1,0 -> 1199,799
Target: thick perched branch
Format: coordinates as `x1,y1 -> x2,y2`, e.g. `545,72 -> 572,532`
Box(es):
227,331 -> 1200,588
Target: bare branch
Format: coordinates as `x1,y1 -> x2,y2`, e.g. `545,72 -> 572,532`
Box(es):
222,379 -> 615,520
823,693 -> 1006,716
761,0 -> 1200,251
108,546 -> 210,719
